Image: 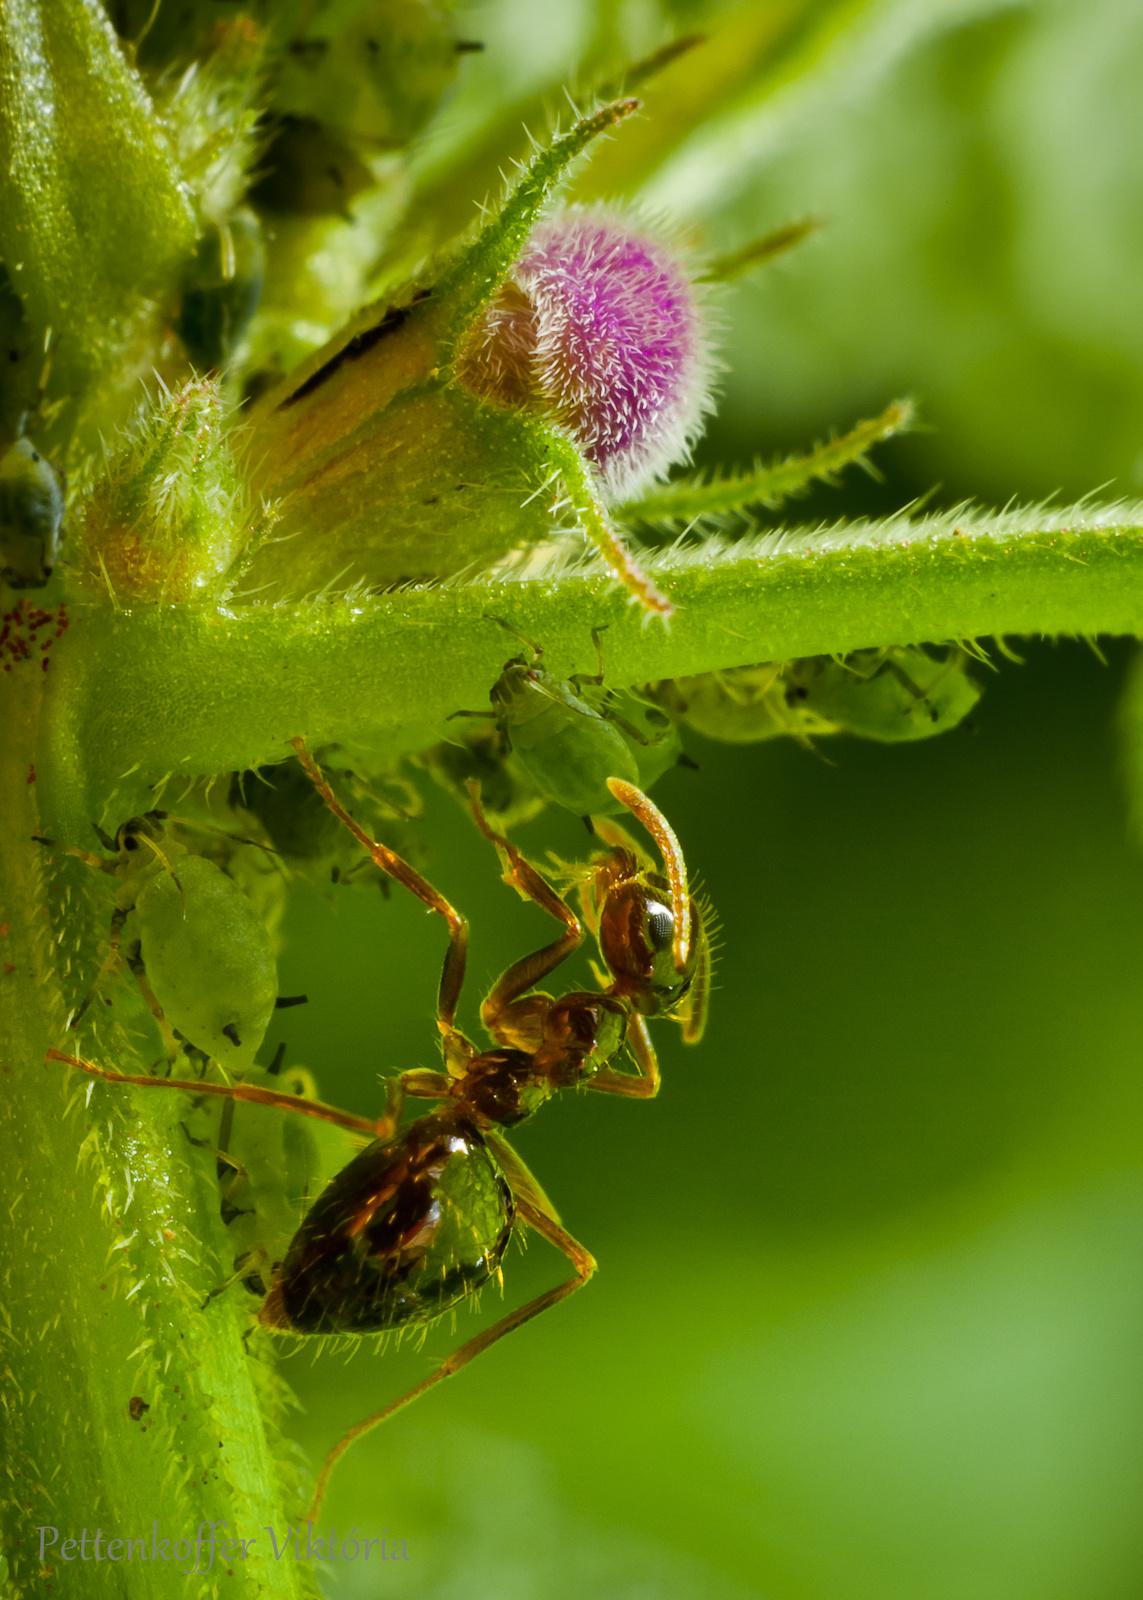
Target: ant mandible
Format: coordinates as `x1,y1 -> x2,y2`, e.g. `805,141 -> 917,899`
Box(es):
49,736 -> 712,1522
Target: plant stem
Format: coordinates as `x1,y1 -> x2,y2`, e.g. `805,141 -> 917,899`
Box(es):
0,664 -> 305,1600
41,504 -> 1143,821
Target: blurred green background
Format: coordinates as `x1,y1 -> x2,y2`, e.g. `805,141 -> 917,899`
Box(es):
259,0 -> 1143,1594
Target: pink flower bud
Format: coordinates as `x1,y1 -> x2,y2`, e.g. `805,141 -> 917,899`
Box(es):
460,207 -> 713,498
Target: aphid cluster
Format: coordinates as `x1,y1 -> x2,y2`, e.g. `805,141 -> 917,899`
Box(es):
647,645 -> 982,747
41,810 -> 281,1074
52,735 -> 711,1520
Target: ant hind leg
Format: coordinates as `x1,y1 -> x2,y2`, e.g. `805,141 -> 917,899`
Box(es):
306,1138 -> 595,1525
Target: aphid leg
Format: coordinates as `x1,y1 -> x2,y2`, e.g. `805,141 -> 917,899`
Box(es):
307,1145 -> 594,1525
604,778 -> 692,971
467,784 -> 583,1032
879,647 -> 963,703
587,1013 -> 660,1098
33,835 -> 112,873
291,738 -> 470,1055
485,614 -> 542,660
46,1050 -> 389,1138
123,945 -> 181,1066
538,427 -> 673,619
68,905 -> 129,1030
569,625 -> 608,689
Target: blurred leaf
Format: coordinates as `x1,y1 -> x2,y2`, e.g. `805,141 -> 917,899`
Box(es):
0,0 -> 196,415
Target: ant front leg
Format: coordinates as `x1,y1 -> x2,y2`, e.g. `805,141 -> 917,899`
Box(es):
307,1132 -> 595,1525
587,1011 -> 660,1098
291,738 -> 471,1066
467,784 -> 584,1039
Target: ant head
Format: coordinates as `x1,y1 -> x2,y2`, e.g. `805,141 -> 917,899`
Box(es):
595,865 -> 703,1019
585,781 -> 711,1040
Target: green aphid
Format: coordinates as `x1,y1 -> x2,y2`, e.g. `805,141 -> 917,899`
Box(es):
422,725 -> 547,831
647,665 -> 833,745
192,1058 -> 360,1301
57,812 -> 278,1073
456,623 -> 678,819
788,646 -> 981,743
177,211 -> 265,372
0,436 -> 65,588
603,690 -> 684,793
233,756 -> 422,888
134,855 -> 278,1070
271,0 -> 467,149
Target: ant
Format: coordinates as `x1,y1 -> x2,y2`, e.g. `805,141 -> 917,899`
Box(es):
49,736 -> 712,1521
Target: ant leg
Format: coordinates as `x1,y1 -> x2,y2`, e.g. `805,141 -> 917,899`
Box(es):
467,784 -> 583,1033
291,738 -> 470,1052
400,1069 -> 453,1100
46,1049 -> 390,1139
587,1013 -> 660,1098
603,779 -> 693,973
307,1143 -> 594,1524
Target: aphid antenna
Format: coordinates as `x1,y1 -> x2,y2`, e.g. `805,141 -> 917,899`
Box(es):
164,812 -> 281,857
133,832 -> 185,908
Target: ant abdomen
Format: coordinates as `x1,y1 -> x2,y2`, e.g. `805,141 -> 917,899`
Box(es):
260,1110 -> 514,1336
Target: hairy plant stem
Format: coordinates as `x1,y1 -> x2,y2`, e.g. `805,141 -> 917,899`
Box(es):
0,667 -> 305,1600
40,505 -> 1143,829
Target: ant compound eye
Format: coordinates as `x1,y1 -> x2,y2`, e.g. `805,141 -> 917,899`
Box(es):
644,899 -> 674,954
459,207 -> 714,498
